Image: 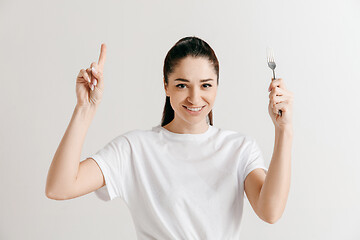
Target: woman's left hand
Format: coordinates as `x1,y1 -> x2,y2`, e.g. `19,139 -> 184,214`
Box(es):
268,78 -> 294,131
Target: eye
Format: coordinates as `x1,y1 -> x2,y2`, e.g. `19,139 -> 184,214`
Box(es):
176,84 -> 186,89
175,84 -> 213,89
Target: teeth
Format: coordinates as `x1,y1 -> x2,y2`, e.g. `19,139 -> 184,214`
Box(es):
185,106 -> 203,111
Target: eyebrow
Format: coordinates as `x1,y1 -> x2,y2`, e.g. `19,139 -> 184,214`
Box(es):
174,78 -> 214,83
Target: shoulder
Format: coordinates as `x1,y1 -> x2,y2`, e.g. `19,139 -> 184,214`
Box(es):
113,127 -> 156,143
213,126 -> 253,147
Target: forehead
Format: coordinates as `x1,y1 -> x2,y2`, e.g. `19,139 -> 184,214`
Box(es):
170,56 -> 216,80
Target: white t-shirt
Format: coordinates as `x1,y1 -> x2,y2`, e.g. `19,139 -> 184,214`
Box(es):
88,124 -> 268,240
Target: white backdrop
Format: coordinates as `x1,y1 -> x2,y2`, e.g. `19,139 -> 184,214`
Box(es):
1,0 -> 359,239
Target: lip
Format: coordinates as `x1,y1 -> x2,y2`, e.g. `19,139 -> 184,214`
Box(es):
183,105 -> 206,108
183,105 -> 206,115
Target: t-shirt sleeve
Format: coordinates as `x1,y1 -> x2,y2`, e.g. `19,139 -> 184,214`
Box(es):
242,137 -> 268,185
87,135 -> 131,202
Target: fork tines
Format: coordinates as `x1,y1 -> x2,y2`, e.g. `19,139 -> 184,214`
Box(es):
266,47 -> 275,64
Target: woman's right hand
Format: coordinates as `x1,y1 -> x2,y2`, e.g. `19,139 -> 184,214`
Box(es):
76,43 -> 107,107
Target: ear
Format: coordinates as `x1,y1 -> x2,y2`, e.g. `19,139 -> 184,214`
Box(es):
163,77 -> 169,97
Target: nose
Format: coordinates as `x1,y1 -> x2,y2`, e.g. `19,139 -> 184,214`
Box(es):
187,88 -> 203,106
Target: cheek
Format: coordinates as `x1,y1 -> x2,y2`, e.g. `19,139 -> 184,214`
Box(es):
169,95 -> 185,108
208,92 -> 217,102
171,94 -> 185,101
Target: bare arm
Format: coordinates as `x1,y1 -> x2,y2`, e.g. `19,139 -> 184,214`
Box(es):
46,44 -> 107,200
45,105 -> 97,200
253,77 -> 294,223
257,127 -> 293,223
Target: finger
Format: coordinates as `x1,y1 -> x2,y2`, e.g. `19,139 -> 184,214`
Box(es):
77,69 -> 91,83
269,78 -> 287,92
270,95 -> 287,106
273,101 -> 287,114
98,43 -> 107,69
90,62 -> 102,86
86,68 -> 95,89
269,86 -> 286,99
269,78 -> 283,91
89,63 -> 98,86
86,67 -> 92,79
81,69 -> 91,83
77,69 -> 85,80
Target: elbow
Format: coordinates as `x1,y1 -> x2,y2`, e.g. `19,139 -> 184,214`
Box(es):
46,192 -> 67,200
45,188 -> 68,200
259,215 -> 277,224
45,181 -> 70,200
258,202 -> 285,224
45,185 -> 57,200
266,217 -> 279,224
258,205 -> 282,224
263,212 -> 282,224
45,190 -> 59,200
45,185 -> 54,199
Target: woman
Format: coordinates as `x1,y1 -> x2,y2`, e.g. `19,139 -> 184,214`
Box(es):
46,36 -> 294,239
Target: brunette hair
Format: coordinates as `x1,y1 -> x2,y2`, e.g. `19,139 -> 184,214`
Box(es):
161,36 -> 219,126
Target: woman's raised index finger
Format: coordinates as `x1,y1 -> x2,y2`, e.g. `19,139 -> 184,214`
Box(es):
98,43 -> 107,67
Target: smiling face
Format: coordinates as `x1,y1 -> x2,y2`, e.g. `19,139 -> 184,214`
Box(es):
163,56 -> 218,132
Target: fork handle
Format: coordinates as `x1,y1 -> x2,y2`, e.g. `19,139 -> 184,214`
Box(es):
271,75 -> 282,117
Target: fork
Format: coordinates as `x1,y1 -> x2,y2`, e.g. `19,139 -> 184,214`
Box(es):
267,47 -> 282,117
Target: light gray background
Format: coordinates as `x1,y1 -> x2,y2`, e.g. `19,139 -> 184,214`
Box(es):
1,0 -> 359,239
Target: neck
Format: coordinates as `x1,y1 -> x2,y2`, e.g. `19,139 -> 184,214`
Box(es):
163,118 -> 209,134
